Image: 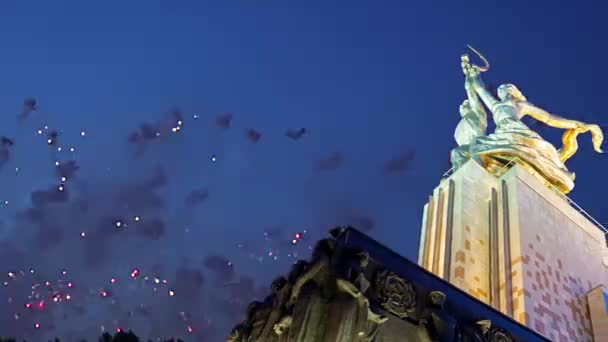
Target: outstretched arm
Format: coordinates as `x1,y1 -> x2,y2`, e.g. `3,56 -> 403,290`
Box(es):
518,102 -> 582,130
520,102 -> 604,159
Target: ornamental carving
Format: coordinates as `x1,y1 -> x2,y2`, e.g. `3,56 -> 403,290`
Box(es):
373,270 -> 416,318
487,327 -> 514,342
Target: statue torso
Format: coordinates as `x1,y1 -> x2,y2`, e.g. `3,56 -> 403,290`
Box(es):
492,101 -> 523,125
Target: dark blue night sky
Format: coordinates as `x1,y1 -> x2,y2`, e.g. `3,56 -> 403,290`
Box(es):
0,1 -> 606,340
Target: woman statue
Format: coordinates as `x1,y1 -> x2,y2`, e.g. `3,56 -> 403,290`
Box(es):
461,49 -> 604,194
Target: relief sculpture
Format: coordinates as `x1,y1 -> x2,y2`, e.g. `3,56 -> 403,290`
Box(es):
227,228 -> 529,342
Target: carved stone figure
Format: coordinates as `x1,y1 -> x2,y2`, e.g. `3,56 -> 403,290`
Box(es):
321,279 -> 388,341
223,239 -> 336,342
285,284 -> 327,341
273,315 -> 292,336
287,239 -> 335,309
341,279 -> 389,340
459,320 -> 493,342
417,291 -> 458,342
247,300 -> 274,341
258,277 -> 291,338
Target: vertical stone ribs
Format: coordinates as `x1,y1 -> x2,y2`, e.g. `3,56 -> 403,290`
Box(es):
422,195 -> 435,270
443,179 -> 455,280
489,187 -> 500,307
432,189 -> 445,275
502,180 -> 513,317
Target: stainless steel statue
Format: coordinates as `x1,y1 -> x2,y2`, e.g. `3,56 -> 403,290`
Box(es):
454,46 -> 604,193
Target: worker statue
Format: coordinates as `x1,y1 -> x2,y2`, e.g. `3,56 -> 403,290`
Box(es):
452,46 -> 603,194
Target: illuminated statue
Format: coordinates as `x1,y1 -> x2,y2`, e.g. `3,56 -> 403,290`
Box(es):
458,46 -> 604,193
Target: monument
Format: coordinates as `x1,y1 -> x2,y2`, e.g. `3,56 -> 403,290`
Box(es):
419,46 -> 608,341
226,48 -> 607,341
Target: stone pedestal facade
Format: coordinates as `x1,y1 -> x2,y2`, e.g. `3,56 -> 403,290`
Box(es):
419,160 -> 608,341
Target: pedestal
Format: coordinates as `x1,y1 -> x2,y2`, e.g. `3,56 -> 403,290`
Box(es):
419,160 -> 608,341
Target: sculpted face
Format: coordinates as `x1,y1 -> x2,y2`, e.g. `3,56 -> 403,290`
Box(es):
497,85 -> 509,101
429,290 -> 446,306
497,84 -> 524,101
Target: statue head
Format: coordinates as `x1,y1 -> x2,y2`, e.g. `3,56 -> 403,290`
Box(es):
476,320 -> 492,334
497,84 -> 527,102
429,290 -> 446,308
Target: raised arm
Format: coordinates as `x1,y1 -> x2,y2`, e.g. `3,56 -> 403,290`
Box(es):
465,79 -> 486,120
518,102 -> 582,130
468,74 -> 499,113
